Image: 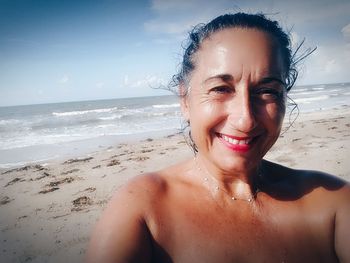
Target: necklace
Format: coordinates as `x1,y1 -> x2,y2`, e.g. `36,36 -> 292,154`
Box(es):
194,157 -> 259,203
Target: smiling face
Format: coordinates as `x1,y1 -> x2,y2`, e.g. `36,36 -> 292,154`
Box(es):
181,28 -> 286,175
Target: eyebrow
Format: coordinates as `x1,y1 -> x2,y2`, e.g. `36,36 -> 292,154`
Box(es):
202,74 -> 285,86
202,74 -> 234,84
258,77 -> 285,86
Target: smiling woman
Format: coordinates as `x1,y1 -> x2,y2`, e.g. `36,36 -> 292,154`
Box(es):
87,13 -> 350,263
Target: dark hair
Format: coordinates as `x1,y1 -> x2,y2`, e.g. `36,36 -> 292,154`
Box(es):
170,12 -> 314,95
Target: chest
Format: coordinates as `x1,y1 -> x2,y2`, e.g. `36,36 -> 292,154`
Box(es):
150,198 -> 337,263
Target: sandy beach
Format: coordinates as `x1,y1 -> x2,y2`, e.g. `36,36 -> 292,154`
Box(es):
1,106 -> 349,263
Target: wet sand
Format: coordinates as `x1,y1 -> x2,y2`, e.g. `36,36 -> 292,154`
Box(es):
1,106 -> 349,263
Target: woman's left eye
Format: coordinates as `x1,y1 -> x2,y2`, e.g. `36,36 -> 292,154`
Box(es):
254,88 -> 282,100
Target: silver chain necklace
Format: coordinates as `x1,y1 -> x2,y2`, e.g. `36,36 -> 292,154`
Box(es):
194,157 -> 259,203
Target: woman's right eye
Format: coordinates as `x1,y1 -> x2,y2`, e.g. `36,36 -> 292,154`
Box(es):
209,86 -> 232,94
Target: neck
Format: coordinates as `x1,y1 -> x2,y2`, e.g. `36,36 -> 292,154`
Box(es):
194,154 -> 261,200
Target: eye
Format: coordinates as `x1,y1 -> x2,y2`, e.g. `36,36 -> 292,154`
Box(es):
254,87 -> 283,101
209,86 -> 232,94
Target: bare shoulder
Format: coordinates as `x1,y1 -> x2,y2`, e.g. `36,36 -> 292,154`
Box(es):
86,161 -> 189,263
86,172 -> 169,263
112,159 -> 190,207
261,159 -> 350,202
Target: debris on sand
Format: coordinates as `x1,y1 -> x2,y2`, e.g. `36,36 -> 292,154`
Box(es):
61,169 -> 80,175
0,196 -> 12,205
1,164 -> 47,175
72,196 -> 93,211
63,157 -> 93,164
38,187 -> 60,194
5,177 -> 22,187
35,172 -> 51,180
107,159 -> 120,167
47,177 -> 75,187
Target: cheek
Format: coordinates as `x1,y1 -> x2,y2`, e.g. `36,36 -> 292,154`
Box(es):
260,102 -> 285,129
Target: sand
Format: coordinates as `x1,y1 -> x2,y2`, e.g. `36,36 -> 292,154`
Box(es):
1,106 -> 349,263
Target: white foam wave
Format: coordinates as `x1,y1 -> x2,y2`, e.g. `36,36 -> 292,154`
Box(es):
293,95 -> 329,104
292,88 -> 308,92
0,119 -> 22,125
312,87 -> 325,91
53,107 -> 119,117
99,115 -> 122,121
152,103 -> 180,109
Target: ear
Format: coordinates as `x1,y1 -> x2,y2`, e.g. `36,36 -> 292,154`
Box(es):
179,84 -> 190,121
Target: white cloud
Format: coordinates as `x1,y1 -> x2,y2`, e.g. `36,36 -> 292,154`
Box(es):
59,74 -> 69,84
298,43 -> 350,85
129,75 -> 167,89
145,0 -> 350,85
144,0 -> 241,36
96,82 -> 105,89
341,24 -> 350,40
123,75 -> 129,86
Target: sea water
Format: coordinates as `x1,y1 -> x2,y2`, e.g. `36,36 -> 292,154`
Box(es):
0,83 -> 349,167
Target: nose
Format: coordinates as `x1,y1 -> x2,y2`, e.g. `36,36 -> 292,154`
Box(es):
227,89 -> 257,133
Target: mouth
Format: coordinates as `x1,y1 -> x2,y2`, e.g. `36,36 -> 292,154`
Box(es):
216,133 -> 256,152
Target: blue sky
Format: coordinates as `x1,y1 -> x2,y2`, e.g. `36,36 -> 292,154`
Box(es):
1,0 -> 349,106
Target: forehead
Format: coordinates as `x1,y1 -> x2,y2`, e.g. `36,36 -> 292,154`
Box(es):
193,28 -> 284,81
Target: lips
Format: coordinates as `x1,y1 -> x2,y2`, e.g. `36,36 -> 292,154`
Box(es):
216,133 -> 255,152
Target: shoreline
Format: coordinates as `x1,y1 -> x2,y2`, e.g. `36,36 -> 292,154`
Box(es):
0,106 -> 349,262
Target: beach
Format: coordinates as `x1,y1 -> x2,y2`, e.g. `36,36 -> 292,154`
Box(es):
0,106 -> 350,263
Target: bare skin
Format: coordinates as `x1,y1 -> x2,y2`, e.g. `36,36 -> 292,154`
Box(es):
87,28 -> 350,262
87,159 -> 350,263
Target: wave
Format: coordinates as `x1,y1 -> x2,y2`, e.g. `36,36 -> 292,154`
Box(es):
0,119 -> 22,125
293,95 -> 329,104
152,103 -> 180,109
52,106 -> 119,117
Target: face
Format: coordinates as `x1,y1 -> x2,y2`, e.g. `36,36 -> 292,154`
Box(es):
181,28 -> 286,175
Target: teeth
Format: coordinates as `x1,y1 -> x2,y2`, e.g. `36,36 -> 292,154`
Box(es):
221,134 -> 251,145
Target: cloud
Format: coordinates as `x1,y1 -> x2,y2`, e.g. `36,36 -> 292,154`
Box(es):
59,74 -> 69,84
123,75 -> 129,86
128,75 -> 167,89
298,43 -> 350,84
96,82 -> 105,89
145,0 -> 350,85
144,0 -> 240,37
341,24 -> 350,40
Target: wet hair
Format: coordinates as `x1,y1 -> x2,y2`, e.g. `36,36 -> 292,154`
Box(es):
170,12 -> 315,95
169,12 -> 315,153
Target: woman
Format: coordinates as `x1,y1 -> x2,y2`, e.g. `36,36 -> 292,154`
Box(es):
87,13 -> 350,262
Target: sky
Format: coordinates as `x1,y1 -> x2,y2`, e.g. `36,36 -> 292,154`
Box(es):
0,0 -> 349,107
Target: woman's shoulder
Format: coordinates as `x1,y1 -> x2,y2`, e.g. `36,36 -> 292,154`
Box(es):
261,159 -> 350,202
113,159 -> 191,206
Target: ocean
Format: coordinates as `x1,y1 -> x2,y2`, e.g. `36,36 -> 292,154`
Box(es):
0,82 -> 349,168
